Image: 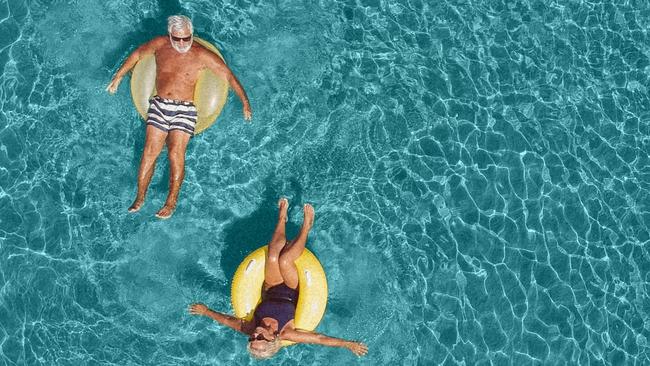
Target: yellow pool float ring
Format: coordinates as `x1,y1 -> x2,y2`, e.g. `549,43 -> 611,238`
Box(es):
129,37 -> 229,135
231,246 -> 328,346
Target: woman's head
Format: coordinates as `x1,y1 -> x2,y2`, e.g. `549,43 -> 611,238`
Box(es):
247,326 -> 282,359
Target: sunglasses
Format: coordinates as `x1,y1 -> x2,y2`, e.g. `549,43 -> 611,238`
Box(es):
248,331 -> 278,342
170,35 -> 192,42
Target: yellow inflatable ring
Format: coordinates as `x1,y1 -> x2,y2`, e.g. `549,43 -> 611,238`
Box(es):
231,245 -> 328,346
129,37 -> 230,135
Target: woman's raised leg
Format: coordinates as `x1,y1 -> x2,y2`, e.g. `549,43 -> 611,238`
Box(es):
263,198 -> 289,289
279,204 -> 314,289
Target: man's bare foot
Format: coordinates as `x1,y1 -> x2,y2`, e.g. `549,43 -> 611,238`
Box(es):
155,205 -> 175,219
278,197 -> 289,222
128,199 -> 145,213
301,203 -> 314,232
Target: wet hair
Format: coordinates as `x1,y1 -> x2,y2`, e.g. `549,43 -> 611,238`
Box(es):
246,337 -> 282,359
167,15 -> 193,35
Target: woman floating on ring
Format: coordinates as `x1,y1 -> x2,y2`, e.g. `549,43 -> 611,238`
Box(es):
189,199 -> 368,359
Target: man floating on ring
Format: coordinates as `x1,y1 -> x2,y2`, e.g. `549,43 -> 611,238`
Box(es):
106,15 -> 252,219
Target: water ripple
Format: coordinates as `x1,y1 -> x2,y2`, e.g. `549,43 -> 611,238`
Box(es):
1,0 -> 650,365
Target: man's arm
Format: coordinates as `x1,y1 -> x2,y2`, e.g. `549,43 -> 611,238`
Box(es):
188,303 -> 253,334
203,51 -> 252,121
106,37 -> 165,94
282,328 -> 368,356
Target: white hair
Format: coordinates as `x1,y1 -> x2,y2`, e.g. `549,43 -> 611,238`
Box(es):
247,338 -> 282,359
167,15 -> 193,34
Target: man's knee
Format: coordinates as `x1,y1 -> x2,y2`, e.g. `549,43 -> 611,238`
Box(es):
169,171 -> 184,183
168,144 -> 187,159
143,144 -> 163,160
168,150 -> 187,174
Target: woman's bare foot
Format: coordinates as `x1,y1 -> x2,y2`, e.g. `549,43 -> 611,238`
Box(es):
301,203 -> 314,232
155,205 -> 175,219
278,197 -> 289,222
128,198 -> 145,213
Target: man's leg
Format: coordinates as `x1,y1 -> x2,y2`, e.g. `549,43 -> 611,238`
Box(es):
156,130 -> 191,218
129,125 -> 168,212
264,198 -> 289,289
278,204 -> 314,289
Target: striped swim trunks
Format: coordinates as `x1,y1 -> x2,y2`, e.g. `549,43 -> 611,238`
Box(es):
146,95 -> 198,136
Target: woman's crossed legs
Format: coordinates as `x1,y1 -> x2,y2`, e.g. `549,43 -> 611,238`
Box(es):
263,198 -> 315,290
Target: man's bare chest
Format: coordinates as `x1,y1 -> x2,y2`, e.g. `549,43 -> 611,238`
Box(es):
155,49 -> 204,79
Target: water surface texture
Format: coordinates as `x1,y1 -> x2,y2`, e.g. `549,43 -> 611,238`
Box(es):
1,0 -> 650,365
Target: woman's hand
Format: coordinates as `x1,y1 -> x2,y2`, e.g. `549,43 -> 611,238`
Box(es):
189,303 -> 209,316
346,341 -> 368,356
188,304 -> 250,333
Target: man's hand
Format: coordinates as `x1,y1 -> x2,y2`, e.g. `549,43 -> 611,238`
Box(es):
188,303 -> 209,316
346,341 -> 368,356
243,104 -> 252,121
106,76 -> 122,95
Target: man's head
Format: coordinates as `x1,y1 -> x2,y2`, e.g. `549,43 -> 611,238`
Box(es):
167,15 -> 193,54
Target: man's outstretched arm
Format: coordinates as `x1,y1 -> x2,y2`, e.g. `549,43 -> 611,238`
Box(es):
204,52 -> 252,121
106,37 -> 165,94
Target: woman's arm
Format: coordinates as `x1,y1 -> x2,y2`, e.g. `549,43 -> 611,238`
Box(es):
188,303 -> 254,334
106,37 -> 165,94
282,329 -> 368,356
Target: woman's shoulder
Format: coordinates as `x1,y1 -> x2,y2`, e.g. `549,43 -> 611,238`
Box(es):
278,320 -> 296,337
241,319 -> 257,335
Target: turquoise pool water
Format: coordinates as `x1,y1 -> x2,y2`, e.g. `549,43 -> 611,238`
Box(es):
1,0 -> 649,365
